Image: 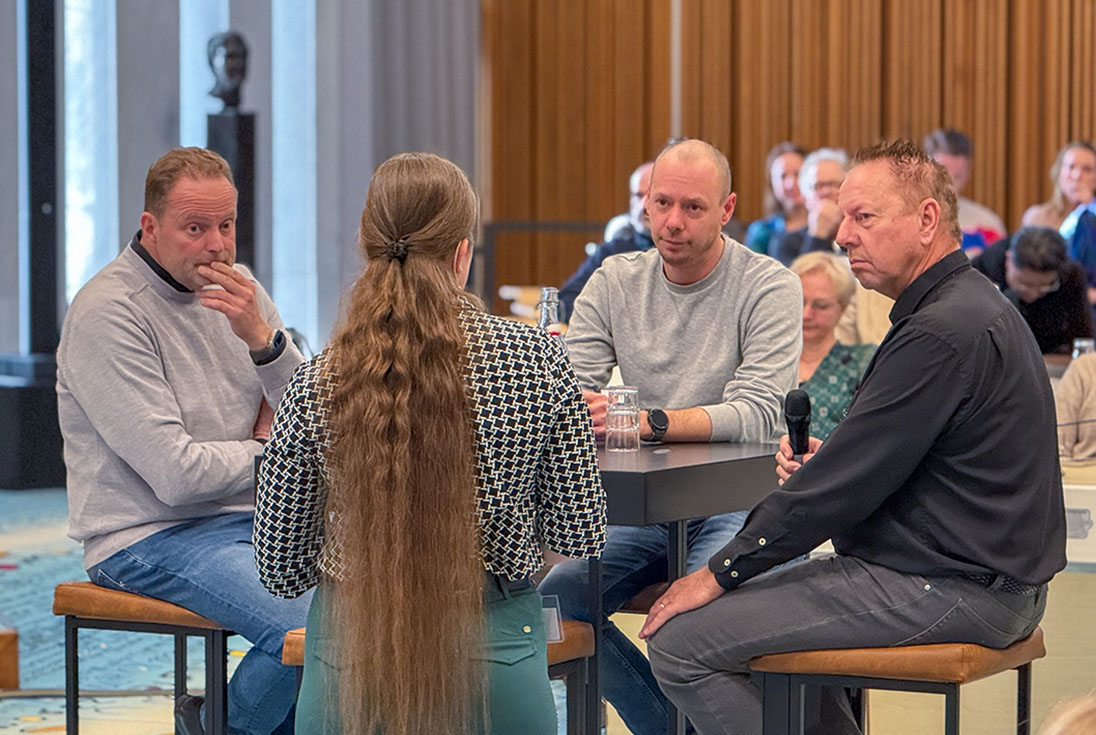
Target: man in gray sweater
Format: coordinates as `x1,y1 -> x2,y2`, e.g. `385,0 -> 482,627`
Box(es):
539,139 -> 801,735
56,148 -> 310,735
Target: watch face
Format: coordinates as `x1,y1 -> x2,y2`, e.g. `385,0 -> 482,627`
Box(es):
649,409 -> 669,431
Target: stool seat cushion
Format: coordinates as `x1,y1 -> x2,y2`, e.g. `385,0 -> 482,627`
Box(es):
749,627 -> 1044,684
282,627 -> 305,665
548,620 -> 595,666
281,619 -> 595,668
619,582 -> 670,614
52,581 -> 225,631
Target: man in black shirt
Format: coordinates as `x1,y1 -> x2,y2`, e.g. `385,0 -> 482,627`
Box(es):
972,227 -> 1094,354
640,140 -> 1066,735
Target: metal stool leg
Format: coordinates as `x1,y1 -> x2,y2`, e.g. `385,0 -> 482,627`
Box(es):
944,685 -> 960,735
760,673 -> 794,735
65,617 -> 79,735
1017,663 -> 1032,735
565,665 -> 581,735
205,630 -> 229,735
174,633 -> 187,700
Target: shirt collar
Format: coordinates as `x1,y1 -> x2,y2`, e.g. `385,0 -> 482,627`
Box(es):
130,231 -> 192,293
889,248 -> 969,324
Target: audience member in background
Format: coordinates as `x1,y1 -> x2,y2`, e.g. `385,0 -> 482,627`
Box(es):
1055,353 -> 1096,465
254,153 -> 606,735
541,138 -> 801,735
769,147 -> 848,266
561,161 -> 655,322
790,252 -> 875,440
745,141 -> 808,254
972,227 -> 1093,355
922,127 -> 1007,257
1023,141 -> 1096,230
55,147 -> 308,735
1039,695 -> 1096,735
602,161 -> 655,243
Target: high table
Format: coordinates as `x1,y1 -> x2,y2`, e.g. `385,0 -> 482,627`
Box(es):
585,441 -> 780,735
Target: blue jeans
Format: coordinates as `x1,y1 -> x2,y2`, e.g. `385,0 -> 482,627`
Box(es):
538,511 -> 749,735
647,554 -> 1047,735
88,512 -> 313,735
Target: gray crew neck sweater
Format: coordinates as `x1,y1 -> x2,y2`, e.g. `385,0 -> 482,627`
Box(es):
566,235 -> 802,442
56,244 -> 303,568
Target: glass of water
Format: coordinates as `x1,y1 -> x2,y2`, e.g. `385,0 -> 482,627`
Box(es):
605,386 -> 640,452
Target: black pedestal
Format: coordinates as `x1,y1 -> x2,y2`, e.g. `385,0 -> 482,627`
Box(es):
0,354 -> 64,489
207,112 -> 255,268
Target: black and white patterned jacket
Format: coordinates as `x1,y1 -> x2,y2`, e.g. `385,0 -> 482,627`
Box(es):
254,302 -> 606,597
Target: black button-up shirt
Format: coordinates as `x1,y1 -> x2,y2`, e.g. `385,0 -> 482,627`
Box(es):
710,250 -> 1067,588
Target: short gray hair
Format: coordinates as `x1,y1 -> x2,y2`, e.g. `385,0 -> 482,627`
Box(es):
799,148 -> 848,192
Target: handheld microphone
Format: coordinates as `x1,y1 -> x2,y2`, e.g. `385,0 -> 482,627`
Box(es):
785,389 -> 811,462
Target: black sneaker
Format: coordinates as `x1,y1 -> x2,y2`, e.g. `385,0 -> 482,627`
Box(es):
174,694 -> 206,735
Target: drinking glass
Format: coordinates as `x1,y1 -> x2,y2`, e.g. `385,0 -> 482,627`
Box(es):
1073,338 -> 1096,359
605,386 -> 640,452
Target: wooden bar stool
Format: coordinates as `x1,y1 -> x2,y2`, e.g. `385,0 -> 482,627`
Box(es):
282,619 -> 597,735
52,580 -> 232,735
749,627 -> 1046,735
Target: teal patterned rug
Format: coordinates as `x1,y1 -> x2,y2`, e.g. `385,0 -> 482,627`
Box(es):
0,488 -> 574,735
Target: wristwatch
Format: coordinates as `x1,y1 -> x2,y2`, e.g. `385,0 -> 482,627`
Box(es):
249,329 -> 286,366
646,408 -> 669,442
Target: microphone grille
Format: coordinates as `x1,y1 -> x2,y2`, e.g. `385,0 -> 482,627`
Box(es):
785,389 -> 811,419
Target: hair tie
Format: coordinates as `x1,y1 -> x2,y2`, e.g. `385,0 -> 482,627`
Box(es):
386,236 -> 409,263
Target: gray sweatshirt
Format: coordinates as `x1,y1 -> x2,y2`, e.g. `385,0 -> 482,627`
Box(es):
56,244 -> 303,568
566,235 -> 801,442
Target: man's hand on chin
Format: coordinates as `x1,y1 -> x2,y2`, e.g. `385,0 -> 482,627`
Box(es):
196,261 -> 271,349
638,567 -> 725,640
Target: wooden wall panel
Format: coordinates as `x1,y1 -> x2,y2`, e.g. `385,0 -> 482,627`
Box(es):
730,0 -> 794,219
486,0 -> 535,290
941,0 -> 1009,225
484,0 -> 1096,305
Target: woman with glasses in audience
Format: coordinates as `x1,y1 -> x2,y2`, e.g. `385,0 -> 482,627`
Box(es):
253,152 -> 606,735
789,252 -> 875,440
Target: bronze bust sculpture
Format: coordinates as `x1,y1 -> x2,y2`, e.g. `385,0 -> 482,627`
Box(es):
208,31 -> 248,110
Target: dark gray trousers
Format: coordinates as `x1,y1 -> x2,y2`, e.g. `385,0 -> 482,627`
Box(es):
646,554 -> 1046,735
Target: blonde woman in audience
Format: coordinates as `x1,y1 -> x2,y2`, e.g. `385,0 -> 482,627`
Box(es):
789,251 -> 875,439
1040,695 -> 1096,735
253,152 -> 606,735
1023,141 -> 1096,230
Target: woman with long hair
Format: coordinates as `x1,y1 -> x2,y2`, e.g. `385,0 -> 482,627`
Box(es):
1022,141 -> 1096,230
254,152 -> 606,735
744,141 -> 808,254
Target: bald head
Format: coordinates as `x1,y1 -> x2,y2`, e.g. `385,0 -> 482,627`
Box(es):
654,139 -> 732,199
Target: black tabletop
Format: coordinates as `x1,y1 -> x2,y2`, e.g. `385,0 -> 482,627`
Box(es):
598,442 -> 779,526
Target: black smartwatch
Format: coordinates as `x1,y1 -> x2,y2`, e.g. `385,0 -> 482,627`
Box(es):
646,408 -> 669,442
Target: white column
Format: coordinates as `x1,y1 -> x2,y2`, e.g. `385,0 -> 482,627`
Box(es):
271,0 -> 318,346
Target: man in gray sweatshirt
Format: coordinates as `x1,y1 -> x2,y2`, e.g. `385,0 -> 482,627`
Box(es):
56,148 -> 310,735
539,138 -> 802,735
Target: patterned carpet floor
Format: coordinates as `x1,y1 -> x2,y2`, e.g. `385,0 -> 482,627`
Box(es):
0,488 -> 573,734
